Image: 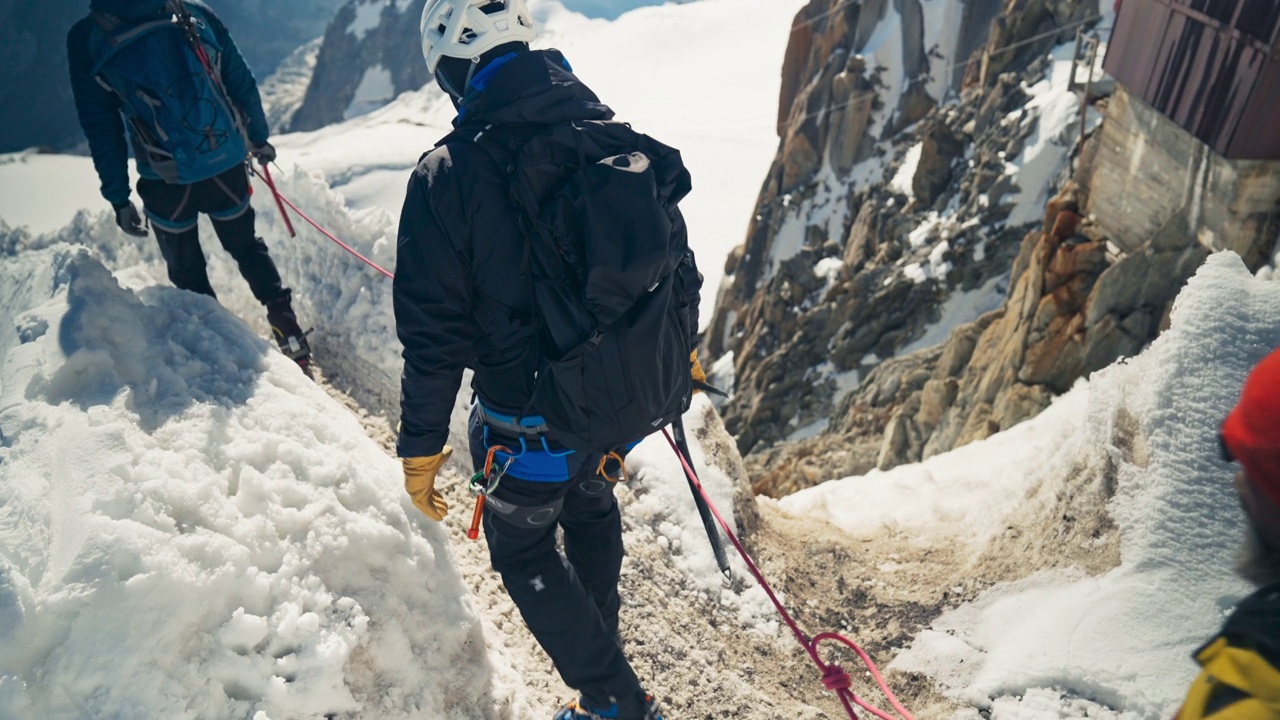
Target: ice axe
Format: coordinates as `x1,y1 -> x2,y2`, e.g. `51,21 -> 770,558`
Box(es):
663,417 -> 731,579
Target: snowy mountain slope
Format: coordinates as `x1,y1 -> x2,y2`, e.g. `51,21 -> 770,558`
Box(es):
781,252 -> 1280,718
0,248 -> 494,718
0,173 -> 793,718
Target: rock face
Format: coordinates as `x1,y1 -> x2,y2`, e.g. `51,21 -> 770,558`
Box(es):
708,0 -> 1280,497
3,0 -> 345,153
0,0 -> 83,153
288,0 -> 430,132
746,172 -> 1220,497
708,0 -> 1087,459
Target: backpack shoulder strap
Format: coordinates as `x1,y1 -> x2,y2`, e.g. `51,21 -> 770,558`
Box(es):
438,122 -> 536,175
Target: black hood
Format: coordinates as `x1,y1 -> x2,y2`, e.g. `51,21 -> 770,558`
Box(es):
90,0 -> 169,20
459,49 -> 614,128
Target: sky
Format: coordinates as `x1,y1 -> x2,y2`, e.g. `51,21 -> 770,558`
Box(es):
1,0 -> 1277,718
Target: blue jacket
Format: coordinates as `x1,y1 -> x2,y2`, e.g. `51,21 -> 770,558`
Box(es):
67,0 -> 269,207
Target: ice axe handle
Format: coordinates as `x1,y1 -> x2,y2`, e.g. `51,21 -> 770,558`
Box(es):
694,379 -> 729,398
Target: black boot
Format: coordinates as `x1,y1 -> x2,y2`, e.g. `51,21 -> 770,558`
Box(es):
265,291 -> 312,368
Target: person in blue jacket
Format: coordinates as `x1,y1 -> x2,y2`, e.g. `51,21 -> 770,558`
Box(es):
67,0 -> 310,366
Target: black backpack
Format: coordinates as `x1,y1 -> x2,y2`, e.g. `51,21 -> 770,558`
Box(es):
457,119 -> 698,452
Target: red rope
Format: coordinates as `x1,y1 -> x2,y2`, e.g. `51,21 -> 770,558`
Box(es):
258,163 -> 297,238
250,170 -> 395,281
660,428 -> 917,720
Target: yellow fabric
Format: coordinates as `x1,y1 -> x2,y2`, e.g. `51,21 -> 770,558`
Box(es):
404,446 -> 453,521
1177,638 -> 1280,720
691,349 -> 707,392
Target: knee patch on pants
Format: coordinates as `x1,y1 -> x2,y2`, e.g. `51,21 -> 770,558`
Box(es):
485,495 -> 564,529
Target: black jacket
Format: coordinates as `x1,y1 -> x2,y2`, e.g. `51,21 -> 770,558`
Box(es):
394,49 -> 701,458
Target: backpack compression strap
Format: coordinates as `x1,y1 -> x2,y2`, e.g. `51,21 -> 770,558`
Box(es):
166,0 -> 253,150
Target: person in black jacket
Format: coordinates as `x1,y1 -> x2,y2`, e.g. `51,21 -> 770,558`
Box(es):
394,1 -> 701,718
68,0 -> 310,366
1175,348 -> 1280,719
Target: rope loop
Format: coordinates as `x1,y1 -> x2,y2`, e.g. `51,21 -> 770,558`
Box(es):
660,427 -> 918,720
821,664 -> 853,691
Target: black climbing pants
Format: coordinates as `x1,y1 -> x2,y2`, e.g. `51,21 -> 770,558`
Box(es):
468,412 -> 642,710
136,165 -> 287,305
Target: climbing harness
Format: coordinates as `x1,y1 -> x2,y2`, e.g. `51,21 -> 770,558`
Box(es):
467,444 -> 513,540
661,427 -> 916,720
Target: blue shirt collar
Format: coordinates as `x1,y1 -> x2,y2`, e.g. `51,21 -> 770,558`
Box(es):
456,52 -> 575,123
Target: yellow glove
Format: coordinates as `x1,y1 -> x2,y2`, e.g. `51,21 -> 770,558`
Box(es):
403,446 -> 452,521
691,349 -> 707,392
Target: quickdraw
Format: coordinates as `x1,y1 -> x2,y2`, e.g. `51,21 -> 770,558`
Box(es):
466,444 -> 513,540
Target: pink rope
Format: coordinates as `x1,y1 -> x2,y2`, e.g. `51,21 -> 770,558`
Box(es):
251,170 -> 395,280
660,428 -> 916,720
258,163 -> 297,238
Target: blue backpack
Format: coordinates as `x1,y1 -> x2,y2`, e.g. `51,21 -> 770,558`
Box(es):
89,2 -> 249,184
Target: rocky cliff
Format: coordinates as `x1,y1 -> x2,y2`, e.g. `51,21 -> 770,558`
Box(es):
707,0 -> 1280,496
287,0 -> 430,132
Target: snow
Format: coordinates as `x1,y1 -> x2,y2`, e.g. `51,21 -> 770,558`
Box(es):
787,416 -> 829,442
0,152 -> 121,236
348,0 -> 386,40
763,208 -> 808,283
889,142 -> 924,197
555,0 -> 680,21
343,65 -> 396,121
1001,43 -> 1105,227
813,256 -> 844,297
780,384 -> 1091,548
920,0 -> 965,97
782,252 -> 1280,717
0,248 -> 490,718
862,3 -> 907,139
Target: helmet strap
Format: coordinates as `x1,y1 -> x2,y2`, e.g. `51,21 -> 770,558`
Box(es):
463,56 -> 481,95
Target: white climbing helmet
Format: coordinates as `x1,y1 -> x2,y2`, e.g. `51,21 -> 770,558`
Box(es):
419,0 -> 537,73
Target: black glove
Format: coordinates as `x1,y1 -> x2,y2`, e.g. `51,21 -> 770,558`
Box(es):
251,141 -> 277,164
113,201 -> 149,237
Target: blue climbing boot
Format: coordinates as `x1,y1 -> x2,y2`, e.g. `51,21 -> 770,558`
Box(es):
552,691 -> 663,720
